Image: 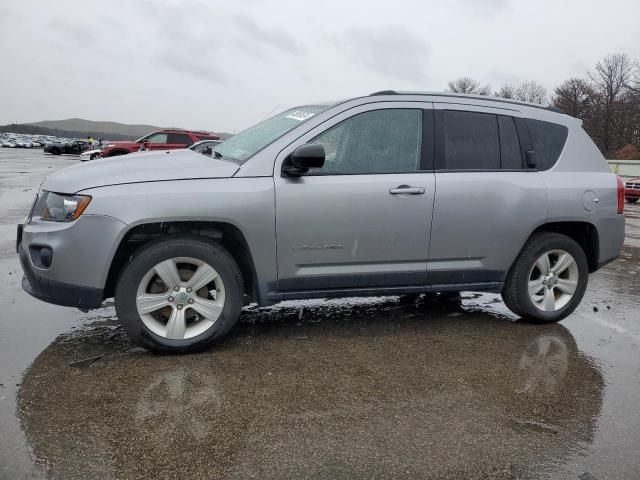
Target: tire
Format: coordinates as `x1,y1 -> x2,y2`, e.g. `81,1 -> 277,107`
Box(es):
626,198 -> 638,204
108,150 -> 128,157
502,232 -> 588,323
115,235 -> 244,353
51,148 -> 61,155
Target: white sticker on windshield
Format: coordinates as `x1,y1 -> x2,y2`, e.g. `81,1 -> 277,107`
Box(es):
285,111 -> 315,122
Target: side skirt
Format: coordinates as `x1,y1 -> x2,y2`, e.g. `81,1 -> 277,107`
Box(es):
264,282 -> 504,304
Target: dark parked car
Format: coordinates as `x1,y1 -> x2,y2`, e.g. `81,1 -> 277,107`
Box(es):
44,140 -> 90,155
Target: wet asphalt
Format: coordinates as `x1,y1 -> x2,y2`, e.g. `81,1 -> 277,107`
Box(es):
1,149 -> 639,479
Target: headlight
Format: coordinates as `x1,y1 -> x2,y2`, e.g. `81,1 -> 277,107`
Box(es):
32,191 -> 92,222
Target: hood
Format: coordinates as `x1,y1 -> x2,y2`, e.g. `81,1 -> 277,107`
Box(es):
42,148 -> 240,193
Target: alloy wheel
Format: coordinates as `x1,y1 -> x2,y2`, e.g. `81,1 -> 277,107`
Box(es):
527,249 -> 579,312
135,257 -> 225,340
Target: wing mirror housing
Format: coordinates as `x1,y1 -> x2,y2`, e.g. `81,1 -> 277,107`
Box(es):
282,143 -> 325,176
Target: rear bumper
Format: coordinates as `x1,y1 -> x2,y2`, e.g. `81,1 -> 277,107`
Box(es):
19,242 -> 104,309
595,214 -> 625,271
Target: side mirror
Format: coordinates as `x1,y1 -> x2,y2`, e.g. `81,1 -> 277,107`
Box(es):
282,143 -> 325,176
525,150 -> 537,168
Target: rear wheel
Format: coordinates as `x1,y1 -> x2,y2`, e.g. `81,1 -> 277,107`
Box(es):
502,233 -> 588,323
115,236 -> 243,353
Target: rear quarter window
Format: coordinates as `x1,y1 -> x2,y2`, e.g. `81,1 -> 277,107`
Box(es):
525,119 -> 568,170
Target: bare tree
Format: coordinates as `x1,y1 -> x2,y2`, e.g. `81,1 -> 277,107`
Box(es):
447,77 -> 491,95
589,53 -> 634,154
494,84 -> 516,99
513,80 -> 547,104
552,78 -> 594,118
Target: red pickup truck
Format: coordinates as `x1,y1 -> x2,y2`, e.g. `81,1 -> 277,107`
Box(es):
625,177 -> 640,204
100,129 -> 219,158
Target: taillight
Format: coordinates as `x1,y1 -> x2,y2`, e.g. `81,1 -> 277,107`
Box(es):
617,176 -> 624,214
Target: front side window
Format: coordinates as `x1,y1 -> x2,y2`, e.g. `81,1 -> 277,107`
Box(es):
441,110 -> 500,170
525,119 -> 568,170
144,133 -> 168,144
309,109 -> 422,175
213,105 -> 331,164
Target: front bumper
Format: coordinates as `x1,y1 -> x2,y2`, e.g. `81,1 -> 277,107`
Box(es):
19,239 -> 104,308
625,189 -> 640,199
17,213 -> 127,309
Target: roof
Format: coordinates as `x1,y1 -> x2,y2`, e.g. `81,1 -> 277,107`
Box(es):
368,90 -> 565,115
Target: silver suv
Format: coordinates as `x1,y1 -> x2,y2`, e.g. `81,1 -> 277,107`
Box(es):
18,91 -> 625,353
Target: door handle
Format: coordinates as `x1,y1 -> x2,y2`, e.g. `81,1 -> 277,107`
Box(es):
388,185 -> 425,195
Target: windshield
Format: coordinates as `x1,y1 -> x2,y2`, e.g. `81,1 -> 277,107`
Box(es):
213,105 -> 331,164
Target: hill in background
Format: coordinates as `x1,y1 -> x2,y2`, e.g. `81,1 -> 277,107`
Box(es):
28,118 -> 166,138
0,118 -> 233,141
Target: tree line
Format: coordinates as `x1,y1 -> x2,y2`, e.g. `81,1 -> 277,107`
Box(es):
446,53 -> 640,159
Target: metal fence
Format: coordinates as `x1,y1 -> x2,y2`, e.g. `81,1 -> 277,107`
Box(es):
608,160 -> 640,179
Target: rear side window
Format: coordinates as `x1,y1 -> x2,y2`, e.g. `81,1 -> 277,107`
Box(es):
525,119 -> 568,170
441,110 -> 500,170
167,133 -> 193,146
498,116 -> 523,169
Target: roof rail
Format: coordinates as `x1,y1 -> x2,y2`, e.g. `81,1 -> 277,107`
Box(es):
544,105 -> 565,114
367,90 -> 567,115
370,90 -> 397,96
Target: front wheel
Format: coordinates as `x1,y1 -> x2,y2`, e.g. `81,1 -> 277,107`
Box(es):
502,233 -> 589,323
115,236 -> 244,353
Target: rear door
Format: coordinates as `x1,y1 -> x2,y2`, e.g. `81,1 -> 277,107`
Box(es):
427,104 -> 547,286
274,102 -> 436,291
165,133 -> 194,150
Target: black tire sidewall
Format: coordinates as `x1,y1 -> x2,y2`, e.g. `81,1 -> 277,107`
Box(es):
511,233 -> 589,323
115,236 -> 243,353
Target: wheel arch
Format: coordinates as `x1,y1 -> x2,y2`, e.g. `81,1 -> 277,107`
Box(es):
104,221 -> 259,304
104,149 -> 130,157
527,221 -> 599,273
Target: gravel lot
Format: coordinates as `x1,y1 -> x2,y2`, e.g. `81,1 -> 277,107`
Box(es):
1,149 -> 639,479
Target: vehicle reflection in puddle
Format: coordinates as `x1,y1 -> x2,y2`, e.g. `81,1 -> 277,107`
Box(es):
18,294 -> 603,479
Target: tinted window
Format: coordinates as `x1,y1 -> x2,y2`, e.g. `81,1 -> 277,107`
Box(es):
442,111 -> 500,170
310,109 -> 422,174
167,133 -> 192,145
498,116 -> 522,169
525,119 -> 568,170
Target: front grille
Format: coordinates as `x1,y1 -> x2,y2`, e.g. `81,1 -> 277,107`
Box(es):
625,182 -> 640,189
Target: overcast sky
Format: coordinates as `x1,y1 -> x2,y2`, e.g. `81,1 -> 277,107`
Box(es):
1,0 -> 639,133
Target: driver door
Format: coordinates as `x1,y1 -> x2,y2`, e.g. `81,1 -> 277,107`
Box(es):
143,133 -> 170,151
274,103 -> 435,291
